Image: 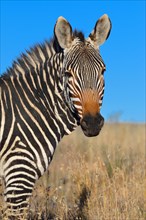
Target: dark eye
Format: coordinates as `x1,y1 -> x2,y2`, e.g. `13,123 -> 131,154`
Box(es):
101,68 -> 106,75
65,71 -> 72,78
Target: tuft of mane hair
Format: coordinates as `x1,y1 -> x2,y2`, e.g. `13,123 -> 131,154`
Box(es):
0,30 -> 85,79
73,30 -> 85,42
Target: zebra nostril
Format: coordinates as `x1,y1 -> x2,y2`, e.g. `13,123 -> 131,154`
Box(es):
99,115 -> 104,128
81,119 -> 88,130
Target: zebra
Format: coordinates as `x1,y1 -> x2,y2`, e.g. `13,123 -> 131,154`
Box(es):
0,14 -> 111,218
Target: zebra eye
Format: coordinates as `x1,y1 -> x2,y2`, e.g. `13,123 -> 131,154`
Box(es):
101,69 -> 105,75
65,71 -> 72,78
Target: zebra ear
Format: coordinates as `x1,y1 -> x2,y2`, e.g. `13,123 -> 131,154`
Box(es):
54,16 -> 73,49
88,14 -> 111,48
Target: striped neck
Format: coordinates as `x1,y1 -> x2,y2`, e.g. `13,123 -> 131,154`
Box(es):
1,41 -> 79,137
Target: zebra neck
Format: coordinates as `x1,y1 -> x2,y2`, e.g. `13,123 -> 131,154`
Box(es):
25,54 -> 78,137
1,43 -> 78,137
22,49 -> 78,135
42,52 -> 79,136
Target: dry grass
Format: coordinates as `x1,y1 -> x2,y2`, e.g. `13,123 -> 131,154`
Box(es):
0,123 -> 145,219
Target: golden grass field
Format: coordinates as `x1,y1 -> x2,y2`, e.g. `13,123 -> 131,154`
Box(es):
0,123 -> 145,219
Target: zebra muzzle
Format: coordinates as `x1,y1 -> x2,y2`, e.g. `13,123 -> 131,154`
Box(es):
80,113 -> 104,137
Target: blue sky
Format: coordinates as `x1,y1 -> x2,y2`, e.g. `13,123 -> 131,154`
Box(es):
0,1 -> 145,123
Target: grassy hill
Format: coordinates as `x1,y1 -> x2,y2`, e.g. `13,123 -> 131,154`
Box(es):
0,123 -> 145,219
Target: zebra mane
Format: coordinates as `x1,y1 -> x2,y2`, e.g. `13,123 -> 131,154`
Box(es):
1,30 -> 85,79
1,38 -> 61,79
73,30 -> 85,42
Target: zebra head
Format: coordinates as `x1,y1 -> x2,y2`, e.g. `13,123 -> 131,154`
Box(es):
55,15 -> 111,137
